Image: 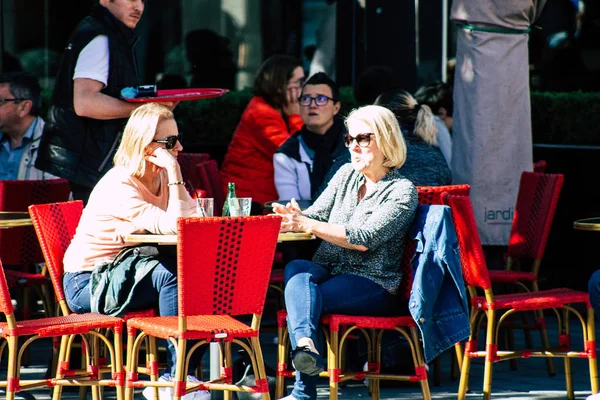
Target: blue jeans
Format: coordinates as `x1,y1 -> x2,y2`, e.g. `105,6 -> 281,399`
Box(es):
283,260 -> 400,400
64,258 -> 200,376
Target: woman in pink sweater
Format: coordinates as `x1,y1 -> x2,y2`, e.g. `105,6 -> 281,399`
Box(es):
62,103 -> 202,384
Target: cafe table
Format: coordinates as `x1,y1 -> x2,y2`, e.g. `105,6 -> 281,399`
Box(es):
123,231 -> 315,244
573,217 -> 600,232
0,211 -> 33,228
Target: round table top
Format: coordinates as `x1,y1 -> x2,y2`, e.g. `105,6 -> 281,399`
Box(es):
0,211 -> 32,228
573,217 -> 600,232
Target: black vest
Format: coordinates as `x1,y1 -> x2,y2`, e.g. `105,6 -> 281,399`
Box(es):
35,4 -> 139,188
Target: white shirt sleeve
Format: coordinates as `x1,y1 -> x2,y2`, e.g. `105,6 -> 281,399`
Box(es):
274,153 -> 302,201
74,35 -> 109,87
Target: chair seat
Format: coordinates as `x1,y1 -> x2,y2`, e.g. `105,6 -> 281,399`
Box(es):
276,309 -> 415,331
488,270 -> 537,283
0,313 -> 121,338
4,269 -> 49,287
471,288 -> 589,312
127,315 -> 258,340
322,314 -> 416,331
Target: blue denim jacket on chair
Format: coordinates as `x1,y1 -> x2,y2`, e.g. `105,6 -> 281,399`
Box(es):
408,204 -> 470,363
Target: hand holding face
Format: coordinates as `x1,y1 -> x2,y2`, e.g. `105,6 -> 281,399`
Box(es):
144,143 -> 177,172
282,85 -> 301,117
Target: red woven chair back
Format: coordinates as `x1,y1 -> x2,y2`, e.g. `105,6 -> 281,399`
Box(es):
28,201 -> 84,302
197,160 -> 226,212
0,179 -> 71,265
0,259 -> 15,315
441,193 -> 491,291
417,184 -> 470,205
507,172 -> 564,260
177,216 -> 281,316
533,160 -> 547,173
178,152 -> 210,192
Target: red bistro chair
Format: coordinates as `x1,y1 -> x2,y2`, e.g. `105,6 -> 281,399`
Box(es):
197,160 -> 226,213
0,255 -> 124,400
487,172 -> 564,374
125,215 -> 281,400
29,201 -> 157,399
177,152 -> 210,188
416,184 -> 471,205
0,179 -> 71,318
442,193 -> 598,400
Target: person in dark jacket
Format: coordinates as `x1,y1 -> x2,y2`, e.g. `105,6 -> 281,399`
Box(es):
273,72 -> 348,202
35,0 -> 175,204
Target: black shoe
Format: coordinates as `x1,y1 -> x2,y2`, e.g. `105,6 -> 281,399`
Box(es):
291,346 -> 324,376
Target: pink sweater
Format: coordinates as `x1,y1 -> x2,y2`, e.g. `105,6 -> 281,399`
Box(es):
63,166 -> 198,272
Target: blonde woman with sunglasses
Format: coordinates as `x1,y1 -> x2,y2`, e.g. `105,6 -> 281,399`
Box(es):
62,103 -> 209,398
272,105 -> 418,400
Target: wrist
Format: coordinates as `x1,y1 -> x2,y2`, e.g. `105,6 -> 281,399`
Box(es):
299,216 -> 313,233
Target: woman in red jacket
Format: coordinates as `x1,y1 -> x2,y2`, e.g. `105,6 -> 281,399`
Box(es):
221,55 -> 304,205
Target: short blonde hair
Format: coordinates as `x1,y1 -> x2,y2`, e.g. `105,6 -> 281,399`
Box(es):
345,105 -> 407,169
113,103 -> 174,177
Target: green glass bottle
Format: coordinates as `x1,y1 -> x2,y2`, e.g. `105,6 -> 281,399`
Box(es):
222,182 -> 237,216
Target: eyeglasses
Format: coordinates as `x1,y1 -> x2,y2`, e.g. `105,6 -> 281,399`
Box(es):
152,134 -> 182,149
299,95 -> 337,107
0,98 -> 25,105
344,133 -> 374,148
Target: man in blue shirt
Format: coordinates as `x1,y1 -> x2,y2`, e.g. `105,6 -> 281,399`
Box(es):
0,72 -> 55,180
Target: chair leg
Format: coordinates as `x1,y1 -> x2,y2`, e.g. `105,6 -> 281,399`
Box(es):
371,330 -> 380,400
457,340 -> 472,400
173,339 -> 187,400
148,336 -> 160,400
328,329 -> 339,400
588,307 -> 599,394
125,332 -> 142,400
249,336 -> 271,400
451,343 -> 462,381
223,342 -> 233,400
482,310 -> 497,400
52,335 -> 70,400
276,326 -> 288,399
113,329 -> 125,400
6,336 -> 19,400
563,309 -> 575,400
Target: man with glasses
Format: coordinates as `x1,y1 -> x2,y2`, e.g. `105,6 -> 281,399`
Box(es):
0,72 -> 57,180
274,72 -> 348,202
35,0 -> 175,204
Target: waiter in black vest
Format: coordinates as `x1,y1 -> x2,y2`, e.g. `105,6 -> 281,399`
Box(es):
36,0 -> 175,203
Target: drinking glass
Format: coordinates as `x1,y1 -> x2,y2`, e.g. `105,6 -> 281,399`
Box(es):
196,198 -> 214,217
228,197 -> 252,216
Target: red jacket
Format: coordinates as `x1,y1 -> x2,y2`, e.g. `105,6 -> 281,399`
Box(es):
221,96 -> 303,205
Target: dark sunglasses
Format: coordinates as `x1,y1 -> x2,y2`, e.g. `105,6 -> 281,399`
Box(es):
344,133 -> 373,148
299,95 -> 337,107
152,134 -> 182,149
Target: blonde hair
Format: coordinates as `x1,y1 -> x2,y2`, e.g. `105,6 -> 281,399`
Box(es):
113,103 -> 174,177
345,105 -> 407,169
374,90 -> 438,146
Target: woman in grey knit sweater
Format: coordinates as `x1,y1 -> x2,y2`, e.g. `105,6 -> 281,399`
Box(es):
272,105 -> 418,400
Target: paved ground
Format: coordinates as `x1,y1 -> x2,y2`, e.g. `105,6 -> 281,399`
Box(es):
0,310 -> 597,399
